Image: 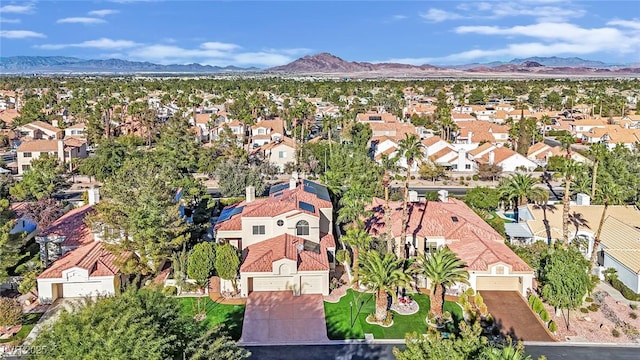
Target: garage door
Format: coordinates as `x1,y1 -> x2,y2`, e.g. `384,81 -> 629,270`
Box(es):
475,276 -> 520,292
62,282 -> 104,297
300,276 -> 323,294
250,277 -> 294,292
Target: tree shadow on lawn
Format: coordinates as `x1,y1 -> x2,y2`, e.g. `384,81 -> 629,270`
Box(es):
325,290 -> 463,340
180,297 -> 246,341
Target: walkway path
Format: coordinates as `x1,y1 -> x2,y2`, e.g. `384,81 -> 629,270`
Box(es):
482,291 -> 556,342
240,291 -> 329,345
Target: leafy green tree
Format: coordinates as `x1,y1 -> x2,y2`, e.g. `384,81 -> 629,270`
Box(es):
215,160 -> 266,198
397,133 -> 423,258
540,246 -> 590,330
358,250 -> 411,322
89,156 -> 188,275
187,242 -> 217,288
394,321 -> 486,360
464,187 -> 501,211
418,161 -> 445,182
215,243 -> 240,294
78,138 -> 134,182
477,163 -> 502,181
30,288 -> 249,360
0,297 -> 22,327
0,174 -> 14,199
10,154 -> 66,200
154,116 -> 200,173
0,200 -> 23,282
412,247 -> 469,317
341,228 -> 372,283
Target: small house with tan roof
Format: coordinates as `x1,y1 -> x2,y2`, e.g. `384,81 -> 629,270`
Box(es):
455,121 -> 510,145
364,194 -> 534,295
64,123 -> 87,139
16,138 -> 87,175
356,112 -> 398,123
16,120 -> 62,140
252,136 -> 296,172
582,126 -> 640,149
469,144 -> 538,172
598,217 -> 640,293
250,118 -> 285,147
214,175 -> 336,297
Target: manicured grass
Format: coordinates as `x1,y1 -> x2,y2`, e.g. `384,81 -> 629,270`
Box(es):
0,312 -> 44,344
324,289 -> 463,340
178,297 -> 245,340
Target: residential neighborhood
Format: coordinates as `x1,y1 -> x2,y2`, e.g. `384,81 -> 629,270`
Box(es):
1,74 -> 639,360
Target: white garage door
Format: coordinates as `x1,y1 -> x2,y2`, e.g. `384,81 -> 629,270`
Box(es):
475,276 -> 521,292
62,282 -> 105,297
300,276 -> 323,294
250,277 -> 294,292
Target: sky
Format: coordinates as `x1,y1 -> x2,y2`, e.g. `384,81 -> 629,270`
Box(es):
1,1 -> 639,68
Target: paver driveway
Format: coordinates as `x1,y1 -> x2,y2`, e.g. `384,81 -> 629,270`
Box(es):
240,291 -> 329,344
481,291 -> 555,342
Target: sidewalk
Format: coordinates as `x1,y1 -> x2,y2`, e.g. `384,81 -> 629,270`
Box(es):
596,282 -> 640,307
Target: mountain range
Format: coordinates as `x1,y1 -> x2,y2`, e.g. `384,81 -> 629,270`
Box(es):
1,53 -> 639,75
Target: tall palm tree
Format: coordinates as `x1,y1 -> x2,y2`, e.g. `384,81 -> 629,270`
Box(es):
380,153 -> 400,254
397,133 -> 423,258
499,173 -> 547,220
559,158 -> 583,245
589,180 -> 624,268
341,228 -> 372,284
588,143 -> 607,199
412,247 -> 469,317
358,251 -> 411,322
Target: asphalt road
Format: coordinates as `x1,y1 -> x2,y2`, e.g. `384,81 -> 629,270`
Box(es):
244,344 -> 640,360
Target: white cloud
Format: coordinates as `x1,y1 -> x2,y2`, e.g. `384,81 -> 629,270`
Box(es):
57,17 -> 106,24
88,9 -> 120,17
0,4 -> 34,14
420,9 -> 463,23
607,19 -> 640,31
200,42 -> 241,51
445,1 -> 584,22
0,30 -> 45,39
0,17 -> 20,23
36,38 -> 139,50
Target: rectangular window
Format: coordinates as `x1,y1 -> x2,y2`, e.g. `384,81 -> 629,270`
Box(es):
278,151 -> 286,158
23,152 -> 32,158
21,164 -> 31,171
425,241 -> 438,254
252,225 -> 265,235
465,164 -> 471,170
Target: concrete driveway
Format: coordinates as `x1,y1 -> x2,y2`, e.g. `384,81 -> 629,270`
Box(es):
240,291 -> 328,345
481,291 -> 556,342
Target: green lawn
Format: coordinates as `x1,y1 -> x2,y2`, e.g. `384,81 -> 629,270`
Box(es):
324,289 -> 463,340
0,312 -> 44,344
178,297 -> 245,340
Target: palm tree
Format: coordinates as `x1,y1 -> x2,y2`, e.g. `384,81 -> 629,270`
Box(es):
499,173 -> 547,220
412,247 -> 469,317
358,251 -> 411,322
559,158 -> 583,245
341,228 -> 372,285
589,180 -> 624,268
380,153 -> 400,254
483,343 -> 533,360
397,133 -> 423,258
337,182 -> 372,229
588,143 -> 607,199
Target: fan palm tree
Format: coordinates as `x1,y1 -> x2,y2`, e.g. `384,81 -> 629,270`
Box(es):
358,251 -> 411,322
483,343 -> 533,360
397,133 -> 423,258
588,143 -> 607,199
341,228 -> 372,284
380,153 -> 400,254
499,173 -> 547,220
589,180 -> 624,268
558,158 -> 584,245
412,247 -> 469,317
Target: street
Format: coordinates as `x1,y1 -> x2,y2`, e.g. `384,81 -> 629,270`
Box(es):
245,344 -> 640,360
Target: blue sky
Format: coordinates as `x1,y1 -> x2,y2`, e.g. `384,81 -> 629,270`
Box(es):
1,1 -> 639,67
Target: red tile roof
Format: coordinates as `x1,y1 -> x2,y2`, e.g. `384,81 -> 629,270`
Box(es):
38,241 -> 121,279
240,233 -> 331,273
39,205 -> 95,248
365,198 -> 531,272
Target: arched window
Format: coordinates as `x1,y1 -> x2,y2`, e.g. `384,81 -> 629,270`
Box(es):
296,220 -> 309,236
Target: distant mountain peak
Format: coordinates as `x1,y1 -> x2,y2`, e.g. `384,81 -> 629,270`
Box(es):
267,52 -> 439,73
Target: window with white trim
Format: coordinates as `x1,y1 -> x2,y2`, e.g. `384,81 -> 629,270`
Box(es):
252,225 -> 265,235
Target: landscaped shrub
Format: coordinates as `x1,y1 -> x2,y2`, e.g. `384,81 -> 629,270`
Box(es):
465,176 -> 471,181
630,312 -> 638,320
531,295 -> 544,314
219,197 -> 245,207
162,286 -> 178,296
580,307 -> 589,314
587,303 -> 600,312
548,320 -> 558,333
609,278 -> 640,301
540,309 -> 550,323
585,297 -> 594,303
631,304 -> 638,310
612,329 -> 621,337
472,174 -> 479,181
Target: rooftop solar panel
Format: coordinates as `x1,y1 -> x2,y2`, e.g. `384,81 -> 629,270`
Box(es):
216,205 -> 244,223
269,183 -> 289,195
299,201 -> 316,213
302,179 -> 331,201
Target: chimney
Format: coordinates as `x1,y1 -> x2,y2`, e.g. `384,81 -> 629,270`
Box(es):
468,131 -> 473,144
87,187 -> 100,205
438,189 -> 449,203
57,139 -> 66,163
488,151 -> 495,165
457,148 -> 466,171
576,193 -> 590,206
246,186 -> 255,203
289,177 -> 297,190
408,190 -> 419,202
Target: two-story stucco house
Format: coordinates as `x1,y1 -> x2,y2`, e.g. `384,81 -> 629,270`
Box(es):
214,175 -> 336,297
16,138 -> 88,175
252,136 -> 296,172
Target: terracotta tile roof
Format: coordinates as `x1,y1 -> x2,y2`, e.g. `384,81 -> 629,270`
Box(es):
28,121 -> 61,134
9,202 -> 32,218
240,233 -> 329,272
195,113 -> 211,124
365,198 -> 531,272
17,139 -> 59,152
38,241 -> 121,279
252,118 -> 285,133
457,121 -> 509,143
468,143 -> 495,157
479,146 -> 517,165
65,123 -> 86,130
63,137 -> 86,148
429,147 -> 454,162
356,112 -> 398,123
253,136 -> 296,154
422,136 -> 445,147
0,109 -> 19,125
527,142 -> 550,158
39,205 -> 95,248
